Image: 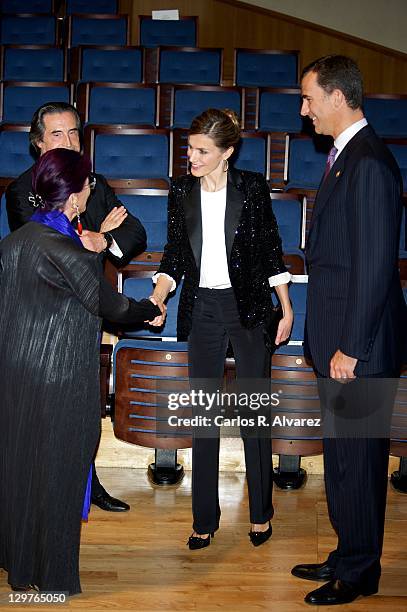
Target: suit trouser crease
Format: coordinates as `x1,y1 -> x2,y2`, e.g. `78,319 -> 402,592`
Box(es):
318,373 -> 397,587
188,288 -> 273,534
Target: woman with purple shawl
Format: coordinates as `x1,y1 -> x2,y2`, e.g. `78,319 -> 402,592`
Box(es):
0,149 -> 160,595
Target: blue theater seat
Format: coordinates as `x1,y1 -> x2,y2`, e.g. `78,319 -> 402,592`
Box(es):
271,278 -> 322,473
139,16 -> 197,48
258,88 -> 303,133
1,0 -> 53,13
364,96 -> 407,138
172,86 -> 241,128
3,47 -> 65,82
66,0 -> 117,14
91,128 -> 170,180
1,16 -> 56,45
69,15 -> 128,47
288,280 -> 307,342
79,47 -> 142,82
233,132 -> 268,175
158,48 -> 222,85
118,192 -> 168,252
271,193 -> 305,257
82,84 -> 156,126
400,205 -> 406,258
2,82 -> 71,124
235,49 -> 298,87
285,136 -> 329,190
386,141 -> 407,193
112,337 -> 191,450
113,274 -> 190,454
0,128 -> 32,178
0,194 -> 11,239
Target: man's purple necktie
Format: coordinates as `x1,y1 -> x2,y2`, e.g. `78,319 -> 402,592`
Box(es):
323,146 -> 338,181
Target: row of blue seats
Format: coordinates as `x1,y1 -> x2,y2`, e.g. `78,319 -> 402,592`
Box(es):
1,0 -> 118,14
1,126 -> 407,196
0,45 -> 300,88
0,14 -> 201,49
1,185 -> 405,268
2,78 -> 407,140
0,190 -> 307,265
112,280 -> 407,447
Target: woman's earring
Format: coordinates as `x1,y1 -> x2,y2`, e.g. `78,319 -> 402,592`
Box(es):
73,200 -> 82,235
223,159 -> 229,172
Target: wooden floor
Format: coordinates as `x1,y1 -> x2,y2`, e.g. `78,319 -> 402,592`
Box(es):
0,468 -> 406,611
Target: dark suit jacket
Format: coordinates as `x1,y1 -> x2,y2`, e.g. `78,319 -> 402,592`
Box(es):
305,124 -> 407,376
6,167 -> 147,265
158,167 -> 287,340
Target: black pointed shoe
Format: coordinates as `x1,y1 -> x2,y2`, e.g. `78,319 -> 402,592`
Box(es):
291,560 -> 335,582
91,490 -> 130,512
11,585 -> 37,592
188,532 -> 214,550
248,521 -> 272,547
304,579 -> 378,605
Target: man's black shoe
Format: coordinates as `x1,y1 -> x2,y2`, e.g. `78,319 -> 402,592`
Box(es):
304,579 -> 377,605
291,561 -> 335,582
91,490 -> 130,512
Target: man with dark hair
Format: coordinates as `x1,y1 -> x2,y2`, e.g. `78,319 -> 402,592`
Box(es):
7,102 -> 146,263
291,55 -> 406,605
6,102 -> 148,513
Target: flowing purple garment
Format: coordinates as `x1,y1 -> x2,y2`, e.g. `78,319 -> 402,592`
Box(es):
31,209 -> 93,520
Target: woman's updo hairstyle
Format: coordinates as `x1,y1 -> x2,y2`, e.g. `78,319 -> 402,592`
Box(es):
32,149 -> 92,213
189,108 -> 241,150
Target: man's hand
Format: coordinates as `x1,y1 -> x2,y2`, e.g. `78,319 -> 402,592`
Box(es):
330,350 -> 357,381
79,230 -> 106,253
99,206 -> 128,233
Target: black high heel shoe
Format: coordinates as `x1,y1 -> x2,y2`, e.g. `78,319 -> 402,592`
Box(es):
187,531 -> 214,550
248,521 -> 272,547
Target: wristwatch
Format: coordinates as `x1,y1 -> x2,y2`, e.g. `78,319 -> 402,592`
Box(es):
103,231 -> 113,251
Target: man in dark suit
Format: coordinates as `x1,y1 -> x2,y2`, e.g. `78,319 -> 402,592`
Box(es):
291,56 -> 407,605
6,102 -> 147,513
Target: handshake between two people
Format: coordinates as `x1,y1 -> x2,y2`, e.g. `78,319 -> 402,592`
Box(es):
145,275 -> 174,326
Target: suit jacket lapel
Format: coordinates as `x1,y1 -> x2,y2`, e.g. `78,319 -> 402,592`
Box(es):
182,178 -> 202,271
182,168 -> 245,271
308,125 -> 373,237
225,167 -> 244,262
310,153 -> 346,227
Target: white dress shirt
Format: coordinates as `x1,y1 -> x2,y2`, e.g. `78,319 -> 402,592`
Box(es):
199,187 -> 231,288
153,186 -> 291,290
333,118 -> 368,161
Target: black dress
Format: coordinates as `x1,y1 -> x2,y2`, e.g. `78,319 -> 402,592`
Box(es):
0,222 -> 159,595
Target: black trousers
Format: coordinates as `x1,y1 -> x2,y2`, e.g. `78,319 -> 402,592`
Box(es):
318,371 -> 398,588
188,288 -> 273,534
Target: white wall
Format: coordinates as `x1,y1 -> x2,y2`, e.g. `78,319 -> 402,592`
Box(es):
237,0 -> 407,53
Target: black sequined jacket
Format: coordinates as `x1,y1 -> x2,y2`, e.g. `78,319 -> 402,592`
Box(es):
158,166 -> 288,340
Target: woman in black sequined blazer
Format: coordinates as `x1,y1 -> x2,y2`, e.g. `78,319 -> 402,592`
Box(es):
150,109 -> 293,549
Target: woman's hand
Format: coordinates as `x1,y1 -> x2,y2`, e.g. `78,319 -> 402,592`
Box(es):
145,295 -> 167,326
274,308 -> 293,345
99,206 -> 128,233
274,282 -> 293,346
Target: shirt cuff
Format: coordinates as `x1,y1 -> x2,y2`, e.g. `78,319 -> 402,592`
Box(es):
152,272 -> 176,292
268,271 -> 291,287
109,238 -> 123,259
